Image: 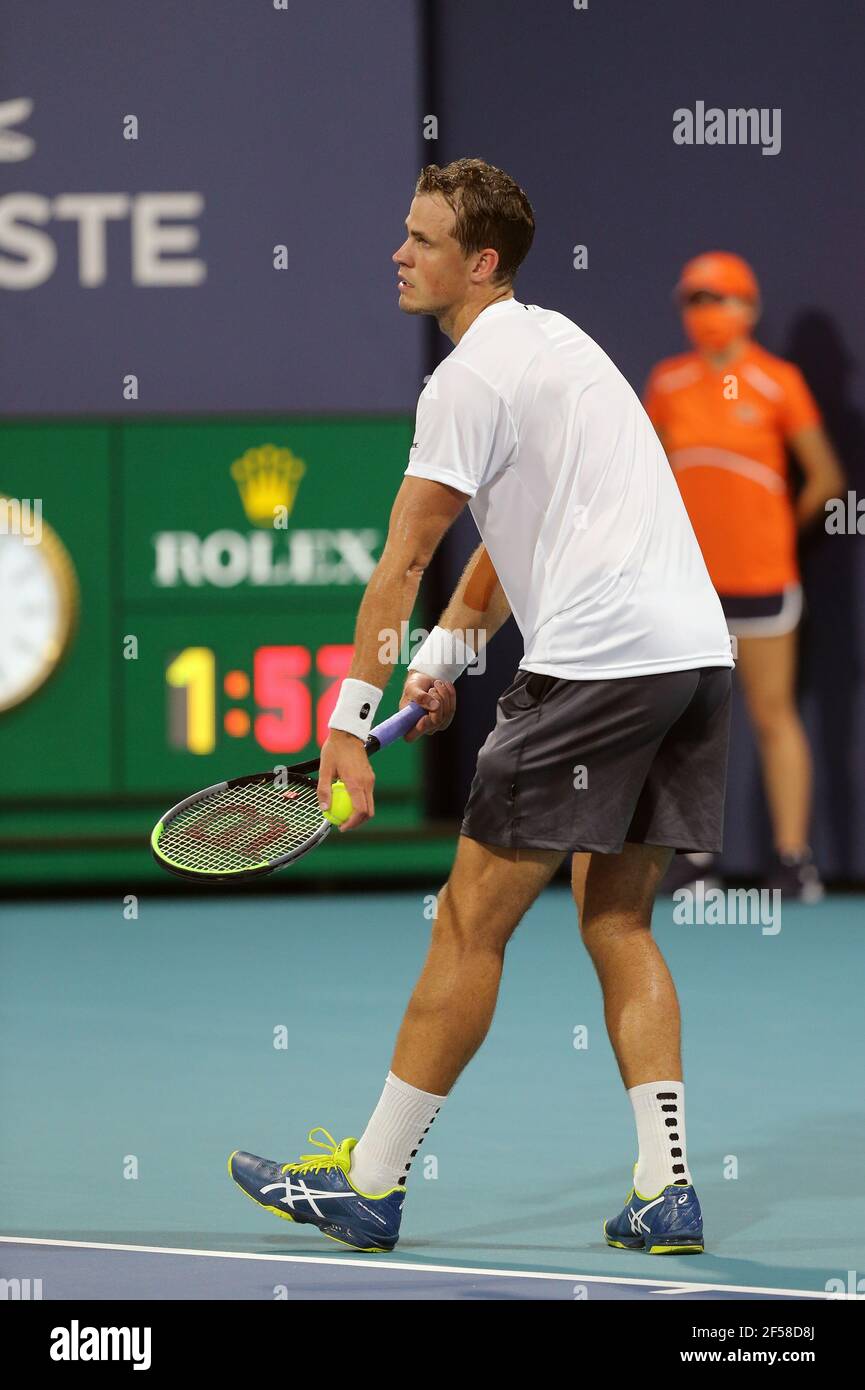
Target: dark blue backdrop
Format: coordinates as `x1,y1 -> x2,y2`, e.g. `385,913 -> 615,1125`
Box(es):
0,0 -> 425,411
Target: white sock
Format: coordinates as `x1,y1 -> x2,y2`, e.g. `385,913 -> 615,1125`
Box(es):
629,1080 -> 692,1195
349,1071 -> 446,1194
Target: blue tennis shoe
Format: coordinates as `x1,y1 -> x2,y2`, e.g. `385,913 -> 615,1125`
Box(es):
605,1169 -> 704,1254
228,1127 -> 405,1252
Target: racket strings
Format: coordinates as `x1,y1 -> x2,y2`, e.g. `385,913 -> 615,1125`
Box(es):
157,776 -> 325,874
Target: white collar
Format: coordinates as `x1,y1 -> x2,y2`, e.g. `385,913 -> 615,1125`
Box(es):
457,297 -> 522,346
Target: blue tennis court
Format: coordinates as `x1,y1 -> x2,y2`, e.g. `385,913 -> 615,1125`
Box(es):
2,888 -> 861,1300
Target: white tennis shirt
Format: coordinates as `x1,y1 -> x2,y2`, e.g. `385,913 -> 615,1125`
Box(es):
404,298 -> 735,679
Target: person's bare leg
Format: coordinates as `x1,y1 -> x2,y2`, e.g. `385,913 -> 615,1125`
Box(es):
735,630 -> 812,857
392,836 -> 565,1094
572,843 -> 677,1086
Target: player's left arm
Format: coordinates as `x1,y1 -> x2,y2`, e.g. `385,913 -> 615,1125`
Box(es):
788,424 -> 845,529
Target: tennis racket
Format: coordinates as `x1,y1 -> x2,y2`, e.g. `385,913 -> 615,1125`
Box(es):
150,700 -> 424,883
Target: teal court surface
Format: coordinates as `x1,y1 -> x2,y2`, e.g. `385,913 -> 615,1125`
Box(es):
1,888 -> 863,1300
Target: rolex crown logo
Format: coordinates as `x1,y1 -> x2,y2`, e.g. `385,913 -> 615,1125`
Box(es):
230,445 -> 306,528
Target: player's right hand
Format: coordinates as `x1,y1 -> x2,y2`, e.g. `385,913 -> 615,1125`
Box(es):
400,672 -> 456,742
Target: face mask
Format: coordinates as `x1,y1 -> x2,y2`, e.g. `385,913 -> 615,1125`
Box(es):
683,303 -> 752,352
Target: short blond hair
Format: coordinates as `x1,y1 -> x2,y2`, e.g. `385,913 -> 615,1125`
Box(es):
415,158 -> 535,284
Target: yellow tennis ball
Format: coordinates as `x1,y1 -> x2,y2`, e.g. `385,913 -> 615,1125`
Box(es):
323,780 -> 354,826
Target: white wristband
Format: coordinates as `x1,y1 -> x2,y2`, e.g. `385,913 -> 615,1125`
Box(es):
328,678 -> 383,741
408,625 -> 477,683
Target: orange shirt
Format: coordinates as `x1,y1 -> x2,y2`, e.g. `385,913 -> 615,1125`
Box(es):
644,343 -> 821,594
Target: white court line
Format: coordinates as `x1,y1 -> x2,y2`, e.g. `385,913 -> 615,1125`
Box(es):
0,1235 -> 841,1298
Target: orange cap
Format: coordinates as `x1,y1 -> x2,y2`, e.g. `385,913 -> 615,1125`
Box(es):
676,251 -> 759,302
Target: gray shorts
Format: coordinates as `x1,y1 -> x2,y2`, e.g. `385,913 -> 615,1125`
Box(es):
460,666 -> 733,855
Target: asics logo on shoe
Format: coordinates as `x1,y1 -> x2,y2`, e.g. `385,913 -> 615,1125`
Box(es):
260,1175 -> 363,1220
628,1195 -> 665,1234
678,1193 -> 690,1205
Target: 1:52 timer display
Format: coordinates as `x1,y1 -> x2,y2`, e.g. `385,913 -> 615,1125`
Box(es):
166,643 -> 354,755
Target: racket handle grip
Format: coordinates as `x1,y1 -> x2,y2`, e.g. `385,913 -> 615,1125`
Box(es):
366,700 -> 425,753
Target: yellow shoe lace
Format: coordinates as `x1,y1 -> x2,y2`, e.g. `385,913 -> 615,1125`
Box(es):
281,1127 -> 344,1177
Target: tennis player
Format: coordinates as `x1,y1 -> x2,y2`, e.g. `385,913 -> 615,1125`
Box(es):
230,159 -> 735,1256
645,253 -> 844,901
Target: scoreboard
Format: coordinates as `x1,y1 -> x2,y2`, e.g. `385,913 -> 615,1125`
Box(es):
0,419 -> 449,886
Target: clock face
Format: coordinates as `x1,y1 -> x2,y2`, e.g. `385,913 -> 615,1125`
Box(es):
0,506 -> 78,712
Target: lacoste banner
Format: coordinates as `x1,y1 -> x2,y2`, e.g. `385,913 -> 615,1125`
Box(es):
0,0 -> 424,413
